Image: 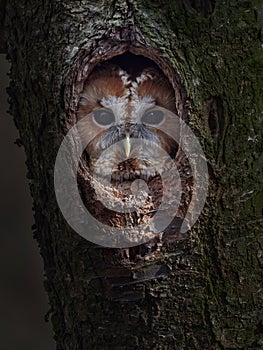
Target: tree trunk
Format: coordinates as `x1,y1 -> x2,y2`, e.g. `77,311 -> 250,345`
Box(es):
3,1 -> 263,349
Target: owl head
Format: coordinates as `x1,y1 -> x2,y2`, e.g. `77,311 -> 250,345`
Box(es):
77,63 -> 178,173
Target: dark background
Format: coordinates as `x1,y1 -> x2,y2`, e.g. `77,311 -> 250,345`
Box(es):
0,55 -> 55,349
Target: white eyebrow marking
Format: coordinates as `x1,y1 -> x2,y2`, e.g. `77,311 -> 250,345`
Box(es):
100,96 -> 129,125
99,95 -> 156,125
100,95 -> 128,108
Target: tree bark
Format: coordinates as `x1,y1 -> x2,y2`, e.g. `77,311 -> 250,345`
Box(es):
3,0 -> 263,349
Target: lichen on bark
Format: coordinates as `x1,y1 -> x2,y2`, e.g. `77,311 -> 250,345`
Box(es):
3,0 -> 263,349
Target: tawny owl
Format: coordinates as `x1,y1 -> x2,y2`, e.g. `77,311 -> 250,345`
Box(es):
76,62 -> 192,249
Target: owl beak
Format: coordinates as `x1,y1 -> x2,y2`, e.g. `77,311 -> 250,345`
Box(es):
125,133 -> 131,158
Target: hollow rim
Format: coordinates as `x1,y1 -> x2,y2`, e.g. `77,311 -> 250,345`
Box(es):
64,29 -> 188,126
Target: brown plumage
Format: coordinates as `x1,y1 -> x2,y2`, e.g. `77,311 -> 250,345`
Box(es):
76,63 -> 192,252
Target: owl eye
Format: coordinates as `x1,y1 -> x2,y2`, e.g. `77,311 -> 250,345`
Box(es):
93,109 -> 115,127
141,109 -> 164,126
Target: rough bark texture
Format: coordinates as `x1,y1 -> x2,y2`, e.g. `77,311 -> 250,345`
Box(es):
4,0 -> 263,349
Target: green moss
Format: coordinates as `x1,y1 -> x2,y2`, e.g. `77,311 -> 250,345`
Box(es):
5,0 -> 263,348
